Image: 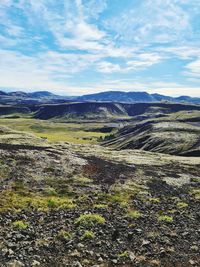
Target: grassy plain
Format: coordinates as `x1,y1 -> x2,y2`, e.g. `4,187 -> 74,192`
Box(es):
0,116 -> 110,144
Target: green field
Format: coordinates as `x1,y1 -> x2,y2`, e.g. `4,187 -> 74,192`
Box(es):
0,117 -> 110,144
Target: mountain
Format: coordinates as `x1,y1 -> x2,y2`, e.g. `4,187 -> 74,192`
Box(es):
77,91 -> 155,102
77,91 -> 200,104
0,90 -> 71,105
0,91 -> 8,96
28,91 -> 58,98
0,89 -> 200,105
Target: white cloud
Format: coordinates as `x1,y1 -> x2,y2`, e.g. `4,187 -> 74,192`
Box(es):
127,53 -> 161,69
96,61 -> 121,73
185,58 -> 200,77
0,0 -> 200,96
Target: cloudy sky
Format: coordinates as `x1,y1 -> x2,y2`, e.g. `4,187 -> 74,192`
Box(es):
0,0 -> 200,96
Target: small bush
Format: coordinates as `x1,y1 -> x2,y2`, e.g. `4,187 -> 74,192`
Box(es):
75,213 -> 105,227
13,220 -> 28,230
157,215 -> 173,223
81,230 -> 95,240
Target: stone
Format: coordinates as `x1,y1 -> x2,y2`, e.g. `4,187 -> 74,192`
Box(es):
98,257 -> 103,262
32,260 -> 41,266
74,261 -> 83,267
7,260 -> 25,267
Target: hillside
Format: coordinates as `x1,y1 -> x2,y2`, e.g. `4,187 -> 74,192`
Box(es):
0,105 -> 30,116
34,102 -> 128,120
103,110 -> 200,156
0,126 -> 200,267
33,102 -> 200,120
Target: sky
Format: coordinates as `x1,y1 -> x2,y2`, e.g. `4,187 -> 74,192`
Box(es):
0,0 -> 200,96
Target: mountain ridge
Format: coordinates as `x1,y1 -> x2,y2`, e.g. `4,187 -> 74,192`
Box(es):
76,90 -> 200,104
0,89 -> 200,104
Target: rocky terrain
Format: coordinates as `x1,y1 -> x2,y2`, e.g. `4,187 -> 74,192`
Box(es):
0,125 -> 200,267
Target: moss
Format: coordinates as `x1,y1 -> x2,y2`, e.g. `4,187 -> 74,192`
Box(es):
43,187 -> 57,196
118,251 -> 130,258
105,192 -> 130,207
12,220 -> 28,230
190,188 -> 200,200
126,210 -> 142,219
149,197 -> 160,203
0,190 -> 75,213
58,230 -> 73,240
75,213 -> 105,228
73,175 -> 92,184
93,204 -> 108,209
157,215 -> 173,223
177,201 -> 188,208
80,230 -> 95,240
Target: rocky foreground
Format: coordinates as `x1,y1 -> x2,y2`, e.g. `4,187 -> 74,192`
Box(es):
0,130 -> 199,267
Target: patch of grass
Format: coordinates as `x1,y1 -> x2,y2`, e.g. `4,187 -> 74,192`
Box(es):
73,175 -> 92,184
75,213 -> 105,228
177,201 -> 188,208
126,210 -> 142,219
190,177 -> 200,183
167,209 -> 177,214
93,204 -> 108,209
0,190 -> 75,213
12,220 -> 28,230
157,215 -> 173,223
43,187 -> 57,196
80,230 -> 95,240
0,118 -> 110,144
118,251 -> 130,258
149,197 -> 160,203
190,188 -> 200,200
103,191 -> 131,207
58,230 -> 73,241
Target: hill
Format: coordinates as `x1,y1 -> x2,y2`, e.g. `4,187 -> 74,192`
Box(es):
34,101 -> 200,120
103,110 -> 200,156
34,102 -> 128,120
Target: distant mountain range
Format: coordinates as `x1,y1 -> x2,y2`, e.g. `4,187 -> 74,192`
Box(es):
77,91 -> 200,104
0,89 -> 200,105
0,90 -> 60,98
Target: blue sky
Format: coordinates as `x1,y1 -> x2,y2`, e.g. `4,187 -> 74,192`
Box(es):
0,0 -> 200,96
